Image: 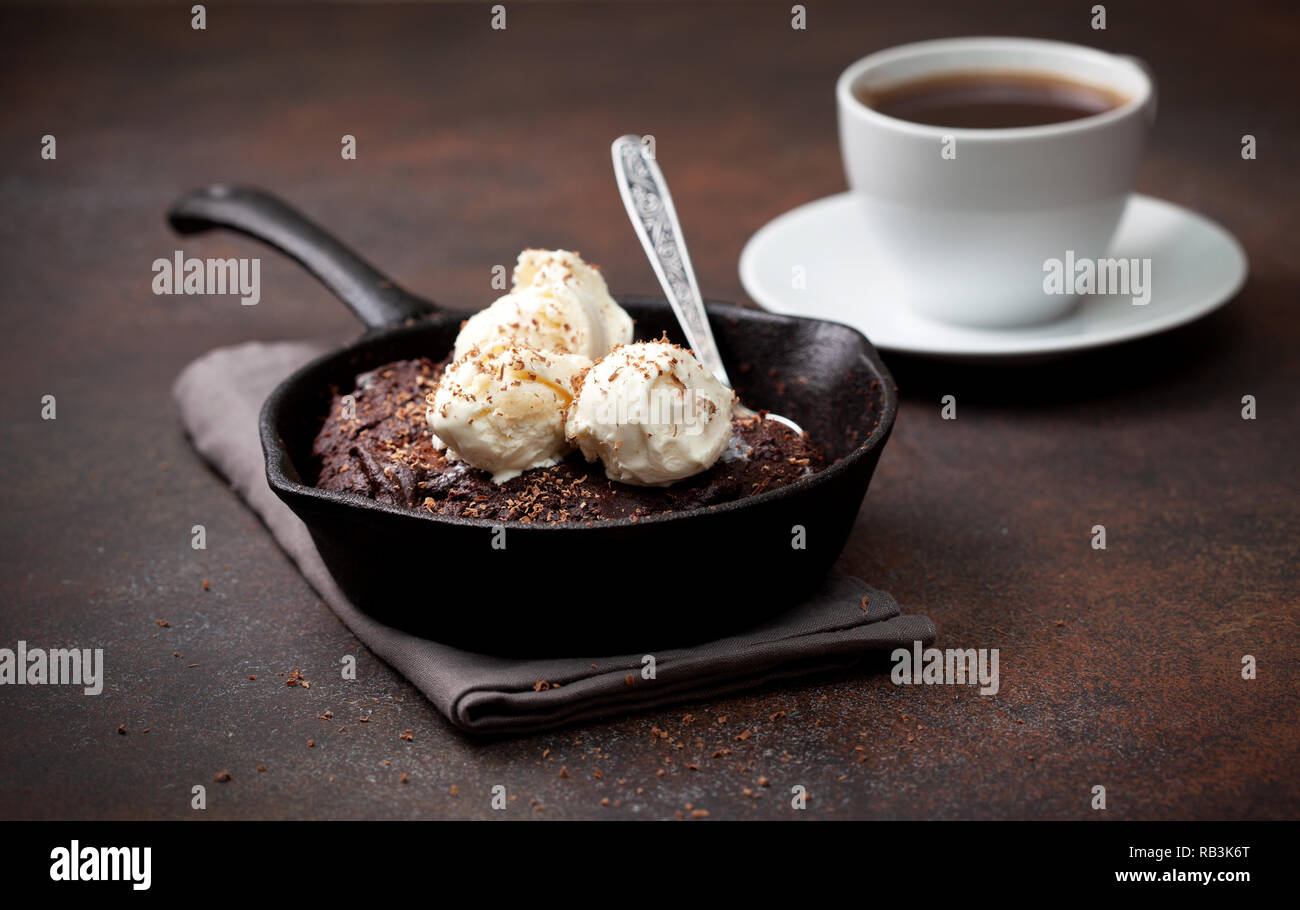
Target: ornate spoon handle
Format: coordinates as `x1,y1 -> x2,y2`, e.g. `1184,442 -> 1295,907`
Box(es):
611,135 -> 731,387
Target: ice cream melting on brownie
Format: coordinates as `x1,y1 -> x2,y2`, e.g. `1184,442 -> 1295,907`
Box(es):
452,249 -> 633,361
566,340 -> 734,486
315,356 -> 827,522
422,250 -> 752,488
426,342 -> 590,484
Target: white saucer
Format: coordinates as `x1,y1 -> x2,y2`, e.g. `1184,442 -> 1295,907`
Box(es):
739,192 -> 1248,361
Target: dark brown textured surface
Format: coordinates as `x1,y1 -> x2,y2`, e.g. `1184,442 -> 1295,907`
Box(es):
312,356 -> 828,519
0,1 -> 1296,820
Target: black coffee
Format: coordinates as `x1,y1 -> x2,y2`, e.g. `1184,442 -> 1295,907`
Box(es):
855,70 -> 1126,128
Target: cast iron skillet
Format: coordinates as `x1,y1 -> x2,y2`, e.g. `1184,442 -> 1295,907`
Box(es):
169,185 -> 897,656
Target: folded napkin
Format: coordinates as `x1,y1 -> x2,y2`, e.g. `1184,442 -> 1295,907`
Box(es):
173,340 -> 936,734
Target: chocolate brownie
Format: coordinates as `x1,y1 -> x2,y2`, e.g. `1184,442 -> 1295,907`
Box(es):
312,357 -> 829,523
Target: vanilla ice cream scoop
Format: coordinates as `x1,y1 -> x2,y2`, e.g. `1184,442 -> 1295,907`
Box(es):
452,249 -> 633,361
427,343 -> 591,484
565,341 -> 734,486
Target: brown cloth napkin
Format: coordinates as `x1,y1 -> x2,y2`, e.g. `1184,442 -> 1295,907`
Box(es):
173,340 -> 936,734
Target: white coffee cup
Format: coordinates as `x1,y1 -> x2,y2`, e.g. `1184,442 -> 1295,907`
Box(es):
837,37 -> 1155,328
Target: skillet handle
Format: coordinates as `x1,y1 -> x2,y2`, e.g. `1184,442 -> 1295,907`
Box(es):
168,184 -> 438,329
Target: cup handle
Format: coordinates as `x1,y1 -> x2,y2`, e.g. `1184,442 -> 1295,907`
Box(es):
1119,54 -> 1157,126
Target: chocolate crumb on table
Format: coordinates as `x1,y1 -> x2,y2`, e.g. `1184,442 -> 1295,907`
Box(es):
312,357 -> 832,521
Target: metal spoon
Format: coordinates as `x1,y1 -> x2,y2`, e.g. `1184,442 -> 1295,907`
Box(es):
610,135 -> 804,436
